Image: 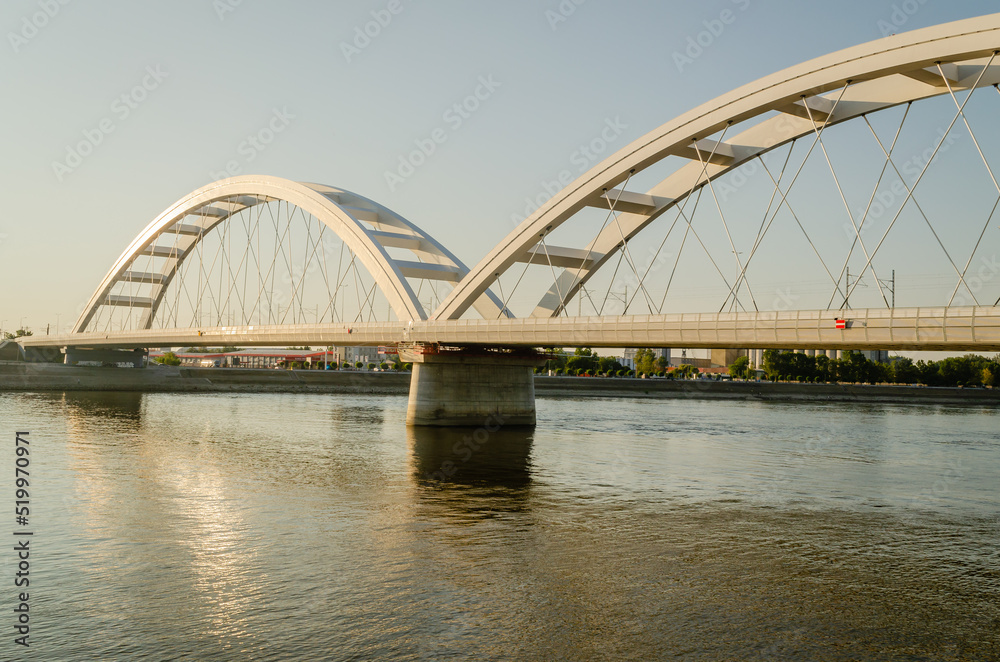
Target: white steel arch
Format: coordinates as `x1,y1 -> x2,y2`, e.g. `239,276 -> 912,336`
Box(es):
75,175 -> 507,332
434,13 -> 1000,320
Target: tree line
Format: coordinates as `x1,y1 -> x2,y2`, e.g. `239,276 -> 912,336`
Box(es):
538,347 -> 702,378
731,350 -> 1000,387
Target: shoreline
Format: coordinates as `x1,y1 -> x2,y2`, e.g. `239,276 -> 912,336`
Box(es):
2,363 -> 998,406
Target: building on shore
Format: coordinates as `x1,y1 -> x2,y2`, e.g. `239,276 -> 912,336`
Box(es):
149,345 -> 401,369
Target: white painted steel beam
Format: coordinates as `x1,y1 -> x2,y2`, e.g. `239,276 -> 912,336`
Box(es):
586,189 -> 672,215
119,271 -> 168,285
777,95 -> 838,122
902,62 -> 962,87
369,230 -> 425,251
104,295 -> 155,308
168,224 -> 206,236
672,139 -> 740,165
518,245 -> 601,269
188,205 -> 230,218
396,261 -> 463,282
139,245 -> 187,259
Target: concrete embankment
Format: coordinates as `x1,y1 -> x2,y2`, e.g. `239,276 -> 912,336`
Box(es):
0,362 -> 410,394
1,363 -> 998,405
533,376 -> 1000,405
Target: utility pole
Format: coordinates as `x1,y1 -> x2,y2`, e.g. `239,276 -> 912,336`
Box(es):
845,267 -> 869,309
845,267 -> 850,309
877,270 -> 895,308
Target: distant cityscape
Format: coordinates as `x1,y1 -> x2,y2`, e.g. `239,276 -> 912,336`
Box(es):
145,345 -> 891,371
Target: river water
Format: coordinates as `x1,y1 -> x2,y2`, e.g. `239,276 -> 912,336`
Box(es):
1,391 -> 998,660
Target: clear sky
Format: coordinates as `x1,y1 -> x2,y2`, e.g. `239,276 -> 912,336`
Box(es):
2,0 -> 999,350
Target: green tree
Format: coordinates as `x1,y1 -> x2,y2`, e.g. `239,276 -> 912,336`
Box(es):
633,348 -> 657,376
815,355 -> 831,382
938,354 -> 991,387
890,356 -> 917,384
540,347 -> 568,373
2,328 -> 33,340
728,355 -> 750,379
598,355 -> 624,374
154,351 -> 182,366
915,359 -> 939,386
762,349 -> 785,381
674,364 -> 699,379
566,350 -> 598,374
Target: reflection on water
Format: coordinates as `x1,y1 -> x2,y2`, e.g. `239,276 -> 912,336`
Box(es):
1,391 -> 998,660
408,425 -> 534,487
408,424 -> 535,528
55,390 -> 145,435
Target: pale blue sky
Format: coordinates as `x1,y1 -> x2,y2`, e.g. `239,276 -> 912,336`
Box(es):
2,0 -> 999,340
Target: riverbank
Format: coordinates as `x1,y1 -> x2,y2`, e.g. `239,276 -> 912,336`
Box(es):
534,375 -> 1000,405
0,362 -> 411,395
2,362 -> 999,405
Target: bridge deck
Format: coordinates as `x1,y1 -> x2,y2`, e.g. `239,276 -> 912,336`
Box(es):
19,306 -> 1000,352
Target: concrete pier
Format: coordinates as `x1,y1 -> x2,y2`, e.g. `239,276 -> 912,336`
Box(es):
400,344 -> 544,427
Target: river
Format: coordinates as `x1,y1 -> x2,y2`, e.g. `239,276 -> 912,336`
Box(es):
1,391 -> 998,660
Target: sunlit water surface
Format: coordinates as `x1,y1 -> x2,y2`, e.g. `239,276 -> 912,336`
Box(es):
2,391 -> 998,660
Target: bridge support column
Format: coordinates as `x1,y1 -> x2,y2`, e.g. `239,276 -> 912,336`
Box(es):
399,344 -> 545,427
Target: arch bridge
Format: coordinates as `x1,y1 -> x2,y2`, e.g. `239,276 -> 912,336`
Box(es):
22,14 -> 1000,422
